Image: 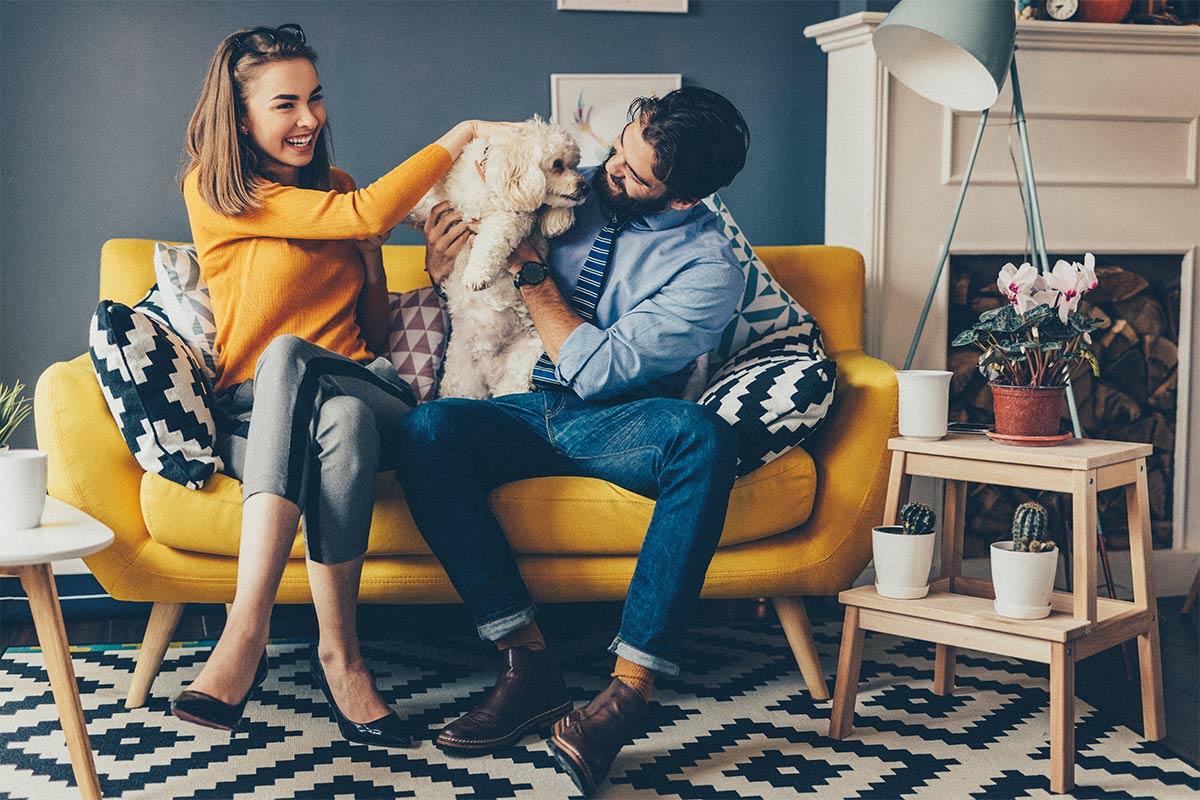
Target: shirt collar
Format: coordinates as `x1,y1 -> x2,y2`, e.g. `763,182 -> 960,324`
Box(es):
636,204 -> 700,231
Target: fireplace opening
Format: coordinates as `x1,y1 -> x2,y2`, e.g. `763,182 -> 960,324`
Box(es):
947,253 -> 1183,558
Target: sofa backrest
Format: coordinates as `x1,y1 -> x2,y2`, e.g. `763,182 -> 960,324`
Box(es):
99,240 -> 866,355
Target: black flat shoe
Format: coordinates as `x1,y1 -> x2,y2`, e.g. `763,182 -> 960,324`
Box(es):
170,652 -> 269,731
309,648 -> 412,748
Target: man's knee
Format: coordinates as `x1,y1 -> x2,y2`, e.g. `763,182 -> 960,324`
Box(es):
391,398 -> 480,459
654,400 -> 738,469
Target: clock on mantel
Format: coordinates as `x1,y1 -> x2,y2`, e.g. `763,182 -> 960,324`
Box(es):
1045,0 -> 1080,18
1043,0 -> 1133,22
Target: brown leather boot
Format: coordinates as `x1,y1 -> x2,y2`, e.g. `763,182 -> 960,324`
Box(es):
548,677 -> 649,796
435,646 -> 572,754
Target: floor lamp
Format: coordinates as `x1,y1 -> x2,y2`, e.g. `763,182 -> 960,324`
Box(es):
874,0 -> 1127,615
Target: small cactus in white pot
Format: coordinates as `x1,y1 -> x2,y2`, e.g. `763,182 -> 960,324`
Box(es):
0,381 -> 48,531
991,501 -> 1059,619
872,501 -> 938,599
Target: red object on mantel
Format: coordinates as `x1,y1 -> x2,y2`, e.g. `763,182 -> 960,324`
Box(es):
1077,0 -> 1134,23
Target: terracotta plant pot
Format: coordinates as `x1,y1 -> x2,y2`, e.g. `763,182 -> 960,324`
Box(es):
990,384 -> 1065,437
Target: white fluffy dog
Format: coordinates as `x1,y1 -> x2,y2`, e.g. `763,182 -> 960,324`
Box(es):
406,118 -> 587,399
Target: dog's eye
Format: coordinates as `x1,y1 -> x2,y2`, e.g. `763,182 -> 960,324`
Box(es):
552,160 -> 564,172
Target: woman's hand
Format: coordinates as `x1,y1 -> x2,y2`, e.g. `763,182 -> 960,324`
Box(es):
423,201 -> 475,285
355,227 -> 393,255
434,120 -> 519,159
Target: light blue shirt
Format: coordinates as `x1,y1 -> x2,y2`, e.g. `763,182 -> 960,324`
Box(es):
548,168 -> 743,401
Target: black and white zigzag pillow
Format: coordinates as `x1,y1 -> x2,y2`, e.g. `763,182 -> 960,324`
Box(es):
700,324 -> 837,476
89,297 -> 222,489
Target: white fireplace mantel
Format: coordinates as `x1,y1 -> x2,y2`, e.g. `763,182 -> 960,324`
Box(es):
805,14 -> 1200,582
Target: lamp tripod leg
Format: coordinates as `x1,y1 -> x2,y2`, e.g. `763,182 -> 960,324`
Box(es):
1015,59 -> 1128,673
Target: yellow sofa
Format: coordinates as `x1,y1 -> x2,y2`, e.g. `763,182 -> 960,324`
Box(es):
35,240 -> 897,708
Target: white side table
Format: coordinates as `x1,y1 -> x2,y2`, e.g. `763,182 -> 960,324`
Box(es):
1,497 -> 113,800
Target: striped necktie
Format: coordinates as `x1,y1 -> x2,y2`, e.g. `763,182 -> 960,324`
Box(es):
531,215 -> 630,389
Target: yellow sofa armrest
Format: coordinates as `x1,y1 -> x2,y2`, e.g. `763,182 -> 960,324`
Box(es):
35,354 -> 153,598
793,348 -> 898,594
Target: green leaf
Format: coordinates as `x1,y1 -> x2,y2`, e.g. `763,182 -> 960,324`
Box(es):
951,328 -> 980,347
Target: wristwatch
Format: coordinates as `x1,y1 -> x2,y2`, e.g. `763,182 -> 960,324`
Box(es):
513,260 -> 550,290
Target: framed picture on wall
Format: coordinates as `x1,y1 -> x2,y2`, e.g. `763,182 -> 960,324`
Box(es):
550,73 -> 682,166
557,0 -> 688,12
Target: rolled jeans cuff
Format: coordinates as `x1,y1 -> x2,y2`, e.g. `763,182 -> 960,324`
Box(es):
608,636 -> 679,677
476,605 -> 537,642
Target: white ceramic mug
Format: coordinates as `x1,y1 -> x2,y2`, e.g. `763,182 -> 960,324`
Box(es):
0,449 -> 48,531
896,370 -> 952,441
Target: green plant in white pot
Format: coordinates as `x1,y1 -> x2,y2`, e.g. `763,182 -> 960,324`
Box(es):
0,381 -> 48,531
873,502 -> 937,599
991,501 -> 1059,619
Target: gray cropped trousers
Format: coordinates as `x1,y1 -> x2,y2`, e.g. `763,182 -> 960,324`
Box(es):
215,334 -> 415,565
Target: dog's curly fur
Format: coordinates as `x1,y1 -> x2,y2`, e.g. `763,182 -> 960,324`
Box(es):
406,118 -> 587,399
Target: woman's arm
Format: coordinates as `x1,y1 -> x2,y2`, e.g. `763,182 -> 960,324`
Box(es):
356,229 -> 393,357
190,121 -> 518,242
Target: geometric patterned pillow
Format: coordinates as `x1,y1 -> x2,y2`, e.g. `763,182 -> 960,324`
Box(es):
136,285 -> 171,324
703,193 -> 814,370
89,300 -> 222,489
385,286 -> 449,404
153,242 -> 220,385
699,324 -> 837,477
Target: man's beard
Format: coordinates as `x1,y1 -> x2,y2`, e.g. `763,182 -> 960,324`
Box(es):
591,148 -> 672,218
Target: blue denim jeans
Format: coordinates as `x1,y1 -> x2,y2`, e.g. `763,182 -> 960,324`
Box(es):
391,390 -> 738,676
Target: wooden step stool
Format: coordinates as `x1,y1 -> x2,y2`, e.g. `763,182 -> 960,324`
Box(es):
827,434 -> 1166,794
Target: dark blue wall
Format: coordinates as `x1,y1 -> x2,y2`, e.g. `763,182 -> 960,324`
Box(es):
0,0 -> 838,447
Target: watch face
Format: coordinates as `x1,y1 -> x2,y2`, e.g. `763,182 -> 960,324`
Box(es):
519,261 -> 548,285
1045,0 -> 1078,19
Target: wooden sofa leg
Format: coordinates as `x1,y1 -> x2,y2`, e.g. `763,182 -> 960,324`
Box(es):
126,601 -> 185,708
773,596 -> 830,700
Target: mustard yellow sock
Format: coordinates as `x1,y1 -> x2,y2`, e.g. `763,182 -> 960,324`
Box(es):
612,656 -> 655,702
495,621 -> 545,651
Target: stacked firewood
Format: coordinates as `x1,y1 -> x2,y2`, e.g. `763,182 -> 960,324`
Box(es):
948,260 -> 1180,555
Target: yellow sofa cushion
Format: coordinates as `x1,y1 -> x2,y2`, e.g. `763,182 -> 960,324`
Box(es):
140,442 -> 816,557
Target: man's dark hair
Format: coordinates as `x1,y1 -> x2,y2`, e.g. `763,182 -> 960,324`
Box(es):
628,86 -> 749,204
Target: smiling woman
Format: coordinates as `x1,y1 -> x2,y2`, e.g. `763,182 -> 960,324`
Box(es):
167,22 -> 514,749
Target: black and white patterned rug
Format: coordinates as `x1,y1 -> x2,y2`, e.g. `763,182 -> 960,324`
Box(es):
1,615 -> 1197,799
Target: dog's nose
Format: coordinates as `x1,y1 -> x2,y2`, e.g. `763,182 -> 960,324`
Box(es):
574,181 -> 590,200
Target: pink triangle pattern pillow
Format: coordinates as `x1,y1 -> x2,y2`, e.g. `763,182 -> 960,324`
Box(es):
385,287 -> 449,403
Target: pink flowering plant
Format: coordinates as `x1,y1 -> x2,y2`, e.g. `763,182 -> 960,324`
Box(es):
951,254 -> 1102,387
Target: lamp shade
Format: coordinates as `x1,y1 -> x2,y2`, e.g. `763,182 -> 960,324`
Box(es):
873,0 -> 1016,111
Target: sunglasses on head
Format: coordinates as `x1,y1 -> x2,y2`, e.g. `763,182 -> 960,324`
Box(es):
232,23 -> 306,55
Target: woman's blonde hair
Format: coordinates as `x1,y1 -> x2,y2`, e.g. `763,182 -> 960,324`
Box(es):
182,24 -> 331,216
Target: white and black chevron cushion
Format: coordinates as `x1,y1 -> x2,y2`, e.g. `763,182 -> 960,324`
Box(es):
89,298 -> 223,489
700,323 -> 836,476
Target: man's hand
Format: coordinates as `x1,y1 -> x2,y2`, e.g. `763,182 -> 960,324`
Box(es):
356,227 -> 394,254
424,201 -> 475,285
506,238 -> 543,275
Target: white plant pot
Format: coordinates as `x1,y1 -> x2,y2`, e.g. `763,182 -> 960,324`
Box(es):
990,541 -> 1059,619
896,370 -> 952,441
0,448 -> 48,531
872,526 -> 936,599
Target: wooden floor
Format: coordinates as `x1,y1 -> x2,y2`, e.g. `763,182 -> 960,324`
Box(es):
2,595 -> 1195,767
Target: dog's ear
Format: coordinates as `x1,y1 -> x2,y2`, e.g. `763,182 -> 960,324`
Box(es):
539,206 -> 575,239
487,140 -> 545,213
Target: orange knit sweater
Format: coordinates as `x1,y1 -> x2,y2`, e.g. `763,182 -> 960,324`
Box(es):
183,143 -> 452,394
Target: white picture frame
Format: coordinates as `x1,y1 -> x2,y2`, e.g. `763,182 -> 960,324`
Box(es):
550,73 -> 683,166
557,0 -> 688,12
